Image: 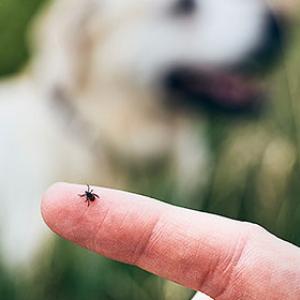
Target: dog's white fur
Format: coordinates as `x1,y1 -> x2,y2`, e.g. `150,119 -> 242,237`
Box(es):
0,0 -> 285,271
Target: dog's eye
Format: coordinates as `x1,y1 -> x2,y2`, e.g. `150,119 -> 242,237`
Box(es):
172,0 -> 197,16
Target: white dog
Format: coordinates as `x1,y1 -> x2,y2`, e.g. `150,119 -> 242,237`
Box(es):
0,0 -> 287,276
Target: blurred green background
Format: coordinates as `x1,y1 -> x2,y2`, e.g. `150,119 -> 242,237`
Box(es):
0,1 -> 300,299
0,0 -> 47,77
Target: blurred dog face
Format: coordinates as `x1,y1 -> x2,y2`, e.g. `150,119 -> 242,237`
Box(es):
88,0 -> 284,109
33,0 -> 285,159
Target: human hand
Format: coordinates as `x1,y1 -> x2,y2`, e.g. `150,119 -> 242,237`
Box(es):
41,183 -> 300,300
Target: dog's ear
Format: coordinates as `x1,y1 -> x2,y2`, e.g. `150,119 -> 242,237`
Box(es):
30,0 -> 103,101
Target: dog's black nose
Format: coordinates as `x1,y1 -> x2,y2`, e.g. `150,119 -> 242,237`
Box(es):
244,13 -> 286,72
172,0 -> 197,16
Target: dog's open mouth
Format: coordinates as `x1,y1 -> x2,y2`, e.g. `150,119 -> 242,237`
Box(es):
164,67 -> 265,113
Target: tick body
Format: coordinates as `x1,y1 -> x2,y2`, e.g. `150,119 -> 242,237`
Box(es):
78,184 -> 99,207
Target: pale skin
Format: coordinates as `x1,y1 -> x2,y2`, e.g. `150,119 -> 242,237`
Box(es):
41,183 -> 300,300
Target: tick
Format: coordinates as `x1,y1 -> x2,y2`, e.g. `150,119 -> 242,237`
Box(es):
78,184 -> 99,207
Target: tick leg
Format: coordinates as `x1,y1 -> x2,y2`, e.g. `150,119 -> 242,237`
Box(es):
87,184 -> 90,192
78,194 -> 86,197
92,193 -> 99,198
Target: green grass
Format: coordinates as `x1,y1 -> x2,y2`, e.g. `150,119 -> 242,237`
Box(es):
201,19 -> 300,245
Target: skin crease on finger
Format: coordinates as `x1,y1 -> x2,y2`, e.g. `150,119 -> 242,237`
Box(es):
41,183 -> 300,300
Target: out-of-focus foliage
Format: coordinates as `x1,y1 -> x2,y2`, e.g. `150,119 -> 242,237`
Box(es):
0,0 -> 47,77
202,16 -> 300,245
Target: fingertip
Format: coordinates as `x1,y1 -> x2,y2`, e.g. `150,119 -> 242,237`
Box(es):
41,182 -> 68,218
41,182 -> 62,225
41,182 -> 88,238
41,182 -> 66,209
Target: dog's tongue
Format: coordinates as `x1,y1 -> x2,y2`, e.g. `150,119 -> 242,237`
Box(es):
166,68 -> 264,110
206,73 -> 262,105
186,71 -> 263,107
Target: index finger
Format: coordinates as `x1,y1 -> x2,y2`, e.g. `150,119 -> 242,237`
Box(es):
41,183 -> 300,299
